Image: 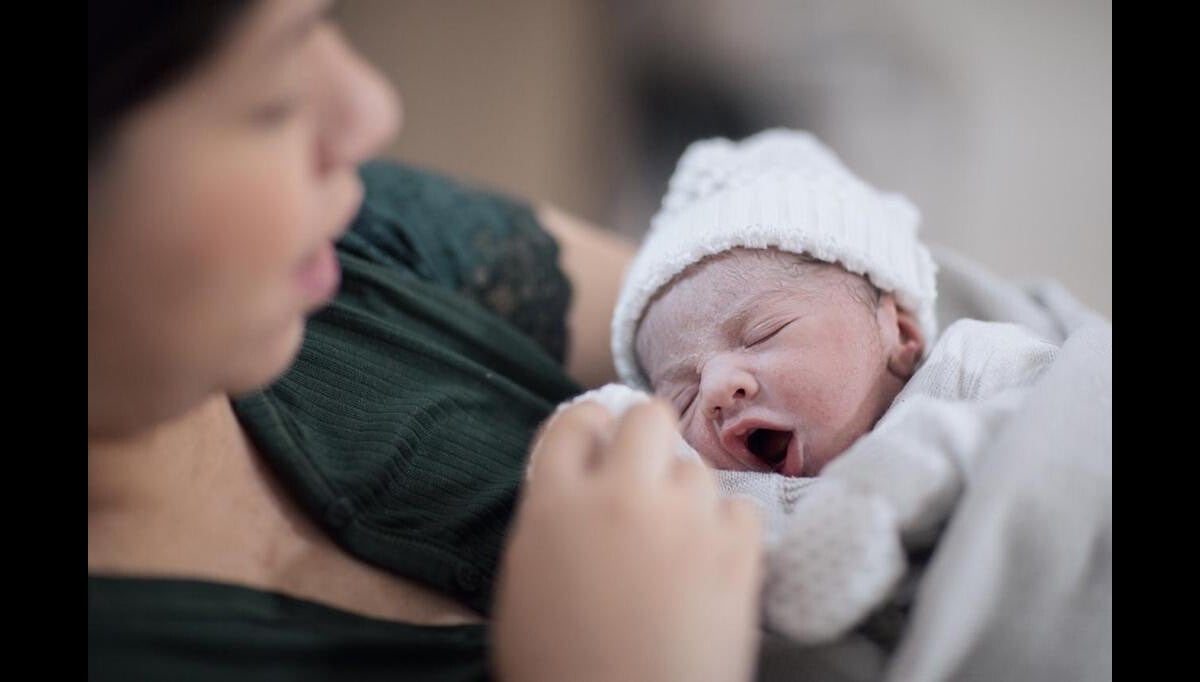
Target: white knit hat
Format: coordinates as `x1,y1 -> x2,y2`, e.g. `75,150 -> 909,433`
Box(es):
611,128 -> 939,390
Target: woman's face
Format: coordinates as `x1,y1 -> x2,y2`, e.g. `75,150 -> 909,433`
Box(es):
88,0 -> 400,436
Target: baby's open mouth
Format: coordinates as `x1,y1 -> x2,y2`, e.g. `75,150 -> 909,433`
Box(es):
746,428 -> 793,468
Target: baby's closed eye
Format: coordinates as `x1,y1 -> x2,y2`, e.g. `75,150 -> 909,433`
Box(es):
743,317 -> 799,347
671,388 -> 698,417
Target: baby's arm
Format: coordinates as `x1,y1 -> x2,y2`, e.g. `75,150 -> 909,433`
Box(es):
762,320 -> 1060,643
532,318 -> 1058,645
762,386 -> 1035,644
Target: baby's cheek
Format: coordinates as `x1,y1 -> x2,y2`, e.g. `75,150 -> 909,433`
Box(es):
683,432 -> 712,464
681,426 -> 729,470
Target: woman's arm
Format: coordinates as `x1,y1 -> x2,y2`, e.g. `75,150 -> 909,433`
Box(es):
536,205 -> 635,388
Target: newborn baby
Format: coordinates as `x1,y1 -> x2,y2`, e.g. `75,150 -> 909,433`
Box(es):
607,127 -> 938,477
635,247 -> 924,477
541,129 -> 1064,645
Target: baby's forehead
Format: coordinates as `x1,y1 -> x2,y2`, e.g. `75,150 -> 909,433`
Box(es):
628,248 -> 873,379
651,249 -> 839,313
635,249 -> 844,376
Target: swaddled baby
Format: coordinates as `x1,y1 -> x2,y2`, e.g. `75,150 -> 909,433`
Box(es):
537,129 -> 1062,645
607,128 -> 938,478
633,246 -> 922,477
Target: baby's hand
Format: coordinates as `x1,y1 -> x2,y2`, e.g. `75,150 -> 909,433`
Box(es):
528,383 -> 702,481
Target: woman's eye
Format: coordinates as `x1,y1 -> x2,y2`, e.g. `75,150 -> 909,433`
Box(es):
252,98 -> 302,125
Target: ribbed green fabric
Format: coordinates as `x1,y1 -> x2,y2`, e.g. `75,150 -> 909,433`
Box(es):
88,576 -> 488,682
89,161 -> 582,679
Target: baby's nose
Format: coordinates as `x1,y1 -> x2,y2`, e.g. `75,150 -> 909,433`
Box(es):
699,356 -> 758,419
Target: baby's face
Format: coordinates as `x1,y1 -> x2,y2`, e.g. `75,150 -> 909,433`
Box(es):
635,249 -> 910,477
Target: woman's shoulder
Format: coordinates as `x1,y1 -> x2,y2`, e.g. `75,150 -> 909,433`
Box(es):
339,159 -> 572,362
346,160 -> 557,282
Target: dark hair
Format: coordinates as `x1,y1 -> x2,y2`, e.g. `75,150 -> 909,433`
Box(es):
89,0 -> 254,161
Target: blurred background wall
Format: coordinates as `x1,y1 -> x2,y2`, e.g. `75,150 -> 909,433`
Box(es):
334,0 -> 1111,318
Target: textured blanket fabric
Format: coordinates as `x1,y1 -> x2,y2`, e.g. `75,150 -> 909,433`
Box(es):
550,244 -> 1111,681
883,328 -> 1111,681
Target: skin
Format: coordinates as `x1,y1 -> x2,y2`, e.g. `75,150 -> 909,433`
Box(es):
88,0 -> 399,438
88,1 -> 763,676
636,248 -> 925,477
538,204 -> 635,388
495,401 -> 763,682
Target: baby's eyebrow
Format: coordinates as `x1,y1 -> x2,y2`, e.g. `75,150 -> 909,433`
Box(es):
655,354 -> 699,387
721,288 -> 792,341
719,300 -> 759,340
653,300 -> 764,386
650,291 -> 785,386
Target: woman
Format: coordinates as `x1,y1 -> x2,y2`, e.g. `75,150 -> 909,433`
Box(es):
88,1 -> 763,680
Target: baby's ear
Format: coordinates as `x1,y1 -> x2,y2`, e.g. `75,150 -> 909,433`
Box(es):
877,294 -> 925,380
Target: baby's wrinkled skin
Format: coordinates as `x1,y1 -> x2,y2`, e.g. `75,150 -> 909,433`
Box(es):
635,248 -> 925,477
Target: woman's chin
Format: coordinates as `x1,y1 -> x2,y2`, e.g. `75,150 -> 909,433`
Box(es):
229,315 -> 308,395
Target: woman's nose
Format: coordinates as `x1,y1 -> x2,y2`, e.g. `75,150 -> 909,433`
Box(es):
698,354 -> 758,420
314,25 -> 402,174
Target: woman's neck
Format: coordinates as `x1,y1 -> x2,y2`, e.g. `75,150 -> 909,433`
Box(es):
89,394 -> 241,512
87,393 -> 289,580
87,393 -> 484,625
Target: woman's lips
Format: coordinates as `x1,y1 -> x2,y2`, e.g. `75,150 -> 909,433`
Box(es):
296,241 -> 341,306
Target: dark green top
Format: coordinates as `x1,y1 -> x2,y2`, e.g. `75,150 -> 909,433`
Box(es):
89,161 -> 583,681
88,576 -> 488,681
